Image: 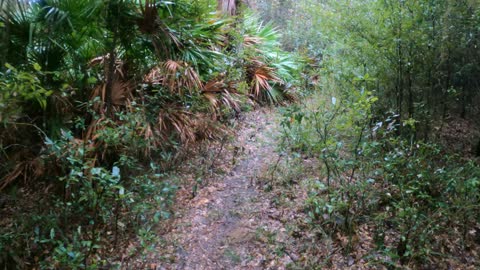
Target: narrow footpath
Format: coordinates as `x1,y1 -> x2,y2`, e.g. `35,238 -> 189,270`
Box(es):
153,108 -> 298,270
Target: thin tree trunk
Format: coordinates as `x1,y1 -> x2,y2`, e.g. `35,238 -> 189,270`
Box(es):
441,51 -> 451,124
105,0 -> 120,116
476,138 -> 480,157
425,9 -> 438,141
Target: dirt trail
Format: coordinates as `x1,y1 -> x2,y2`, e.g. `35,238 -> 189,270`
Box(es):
155,108 -> 296,270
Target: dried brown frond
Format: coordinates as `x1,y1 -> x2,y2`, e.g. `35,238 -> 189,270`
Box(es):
144,66 -> 164,85
220,90 -> 241,112
194,113 -> 226,141
163,60 -> 181,91
145,61 -> 203,94
203,80 -> 241,116
90,84 -> 106,112
50,92 -> 73,115
0,163 -> 23,191
111,80 -> 134,106
157,107 -> 197,145
89,79 -> 133,110
204,80 -> 225,93
88,55 -> 133,114
243,36 -> 262,46
89,55 -> 107,67
137,0 -> 181,59
204,92 -> 220,110
88,54 -> 124,69
143,123 -> 155,143
0,157 -> 44,191
164,59 -> 182,75
84,116 -> 107,143
282,90 -> 300,104
183,67 -> 203,92
247,61 -> 280,99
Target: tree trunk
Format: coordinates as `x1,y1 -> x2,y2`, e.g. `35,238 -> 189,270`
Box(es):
218,0 -> 243,16
476,138 -> 480,157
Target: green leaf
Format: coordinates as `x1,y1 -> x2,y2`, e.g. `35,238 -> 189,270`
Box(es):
33,63 -> 42,71
87,77 -> 97,84
45,137 -> 54,145
4,63 -> 14,70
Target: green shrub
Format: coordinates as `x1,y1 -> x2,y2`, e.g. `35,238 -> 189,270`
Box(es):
280,87 -> 480,266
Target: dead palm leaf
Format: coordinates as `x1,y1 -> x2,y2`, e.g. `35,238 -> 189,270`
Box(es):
183,66 -> 203,92
204,92 -> 220,110
0,157 -> 45,191
157,108 -> 196,145
110,80 -> 134,106
145,61 -> 203,94
243,35 -> 262,46
90,80 -> 132,111
202,79 -> 241,116
204,80 -> 225,93
247,60 -> 281,102
164,60 -> 182,87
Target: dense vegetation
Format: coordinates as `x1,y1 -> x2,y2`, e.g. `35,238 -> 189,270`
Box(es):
0,0 -> 298,268
256,0 -> 480,268
258,0 -> 480,136
1,0 -> 480,269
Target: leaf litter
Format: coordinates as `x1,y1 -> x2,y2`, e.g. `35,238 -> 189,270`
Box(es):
134,107 -> 299,269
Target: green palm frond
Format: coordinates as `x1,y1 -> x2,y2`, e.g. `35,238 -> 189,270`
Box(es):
0,1 -> 37,65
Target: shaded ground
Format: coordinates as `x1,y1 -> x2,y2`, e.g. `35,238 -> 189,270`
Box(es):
127,106 -> 480,270
145,108 -> 298,269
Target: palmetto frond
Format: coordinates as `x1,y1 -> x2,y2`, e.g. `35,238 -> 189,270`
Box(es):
145,60 -> 203,94
269,51 -> 299,82
203,79 -> 241,116
90,80 -> 134,107
88,55 -> 134,112
243,36 -> 262,47
241,12 -> 284,64
172,15 -> 227,69
247,60 -> 281,103
0,1 -> 37,65
157,107 -> 196,144
137,0 -> 179,60
0,157 -> 44,191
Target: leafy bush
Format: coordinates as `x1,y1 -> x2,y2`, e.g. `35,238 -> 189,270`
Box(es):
1,117 -> 177,268
0,63 -> 52,123
280,84 -> 480,267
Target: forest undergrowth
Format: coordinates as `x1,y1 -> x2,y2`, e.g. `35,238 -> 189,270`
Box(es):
2,0 -> 480,269
272,90 -> 480,269
0,1 -> 301,268
255,0 -> 480,267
